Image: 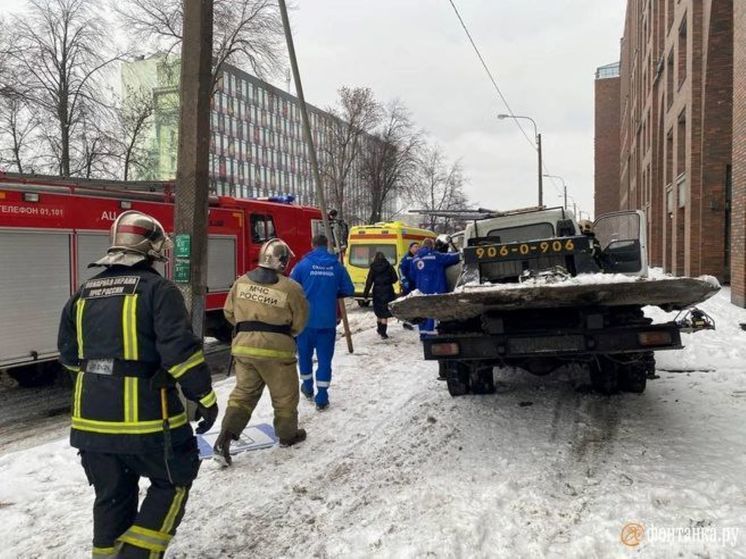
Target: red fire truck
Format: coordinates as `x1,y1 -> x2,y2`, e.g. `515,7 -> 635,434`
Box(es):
0,173 -> 323,386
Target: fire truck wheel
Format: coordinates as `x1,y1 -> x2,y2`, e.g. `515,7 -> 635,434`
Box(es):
211,322 -> 234,344
7,362 -> 60,388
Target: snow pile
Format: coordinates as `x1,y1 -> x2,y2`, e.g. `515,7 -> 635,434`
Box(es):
455,270 -> 721,294
1,292 -> 746,557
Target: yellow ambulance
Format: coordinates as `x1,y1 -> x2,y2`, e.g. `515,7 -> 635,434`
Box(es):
344,221 -> 437,306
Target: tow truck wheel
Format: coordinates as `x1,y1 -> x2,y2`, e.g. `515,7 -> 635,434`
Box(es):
445,362 -> 470,397
470,365 -> 496,395
619,365 -> 647,393
589,357 -> 619,395
618,355 -> 651,394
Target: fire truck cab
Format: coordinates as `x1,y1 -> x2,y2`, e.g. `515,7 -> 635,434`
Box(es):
0,173 -> 322,386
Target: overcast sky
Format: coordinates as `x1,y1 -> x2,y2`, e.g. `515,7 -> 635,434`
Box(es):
287,0 -> 627,217
0,0 -> 626,218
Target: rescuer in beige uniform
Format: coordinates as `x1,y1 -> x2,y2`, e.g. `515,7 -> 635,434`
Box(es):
215,239 -> 309,464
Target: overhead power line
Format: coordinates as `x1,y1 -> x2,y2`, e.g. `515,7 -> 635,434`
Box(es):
446,0 -> 534,151
445,0 -> 574,206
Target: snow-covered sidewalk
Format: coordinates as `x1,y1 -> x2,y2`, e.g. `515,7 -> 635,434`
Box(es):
1,293 -> 746,558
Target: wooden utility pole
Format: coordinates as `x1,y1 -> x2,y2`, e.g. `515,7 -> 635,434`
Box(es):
278,0 -> 353,353
174,0 -> 214,336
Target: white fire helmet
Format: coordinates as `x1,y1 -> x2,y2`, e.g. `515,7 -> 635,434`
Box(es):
258,238 -> 295,272
94,210 -> 172,267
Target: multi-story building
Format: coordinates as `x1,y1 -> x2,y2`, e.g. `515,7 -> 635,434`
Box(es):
732,3 -> 746,305
595,1 -> 744,304
594,62 -> 621,217
122,54 -> 393,224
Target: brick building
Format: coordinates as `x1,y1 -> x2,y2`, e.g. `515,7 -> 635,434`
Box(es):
594,62 -> 621,217
732,3 -> 746,305
595,1 -> 743,303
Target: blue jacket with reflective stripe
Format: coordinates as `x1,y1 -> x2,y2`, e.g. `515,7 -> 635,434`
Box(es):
291,248 -> 354,329
411,247 -> 460,295
398,254 -> 415,292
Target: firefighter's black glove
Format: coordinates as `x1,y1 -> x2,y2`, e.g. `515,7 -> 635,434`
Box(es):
195,402 -> 218,435
213,430 -> 238,466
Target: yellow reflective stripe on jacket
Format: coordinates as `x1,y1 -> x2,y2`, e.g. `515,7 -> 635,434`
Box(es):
232,346 -> 296,359
160,487 -> 187,535
92,545 -> 118,557
76,299 -> 86,359
168,350 -> 205,379
117,525 -> 172,553
198,390 -> 217,408
72,413 -> 187,435
73,372 -> 84,418
123,377 -> 139,423
63,363 -> 80,373
122,295 -> 139,361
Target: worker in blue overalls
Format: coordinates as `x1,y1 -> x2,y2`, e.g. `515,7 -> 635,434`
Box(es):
290,234 -> 354,410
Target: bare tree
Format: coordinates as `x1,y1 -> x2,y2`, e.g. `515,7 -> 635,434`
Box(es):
320,86 -> 381,220
0,94 -> 39,173
111,86 -> 156,180
117,0 -> 286,89
362,100 -> 421,223
70,103 -> 119,179
5,0 -> 120,176
408,144 -> 470,233
0,20 -> 13,97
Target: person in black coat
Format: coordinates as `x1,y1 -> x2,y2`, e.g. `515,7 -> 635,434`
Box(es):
363,252 -> 399,339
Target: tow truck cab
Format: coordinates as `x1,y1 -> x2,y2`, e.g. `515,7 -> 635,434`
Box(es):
460,207 -> 648,284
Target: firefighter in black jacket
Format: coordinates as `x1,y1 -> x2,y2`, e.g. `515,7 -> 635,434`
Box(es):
57,210 -> 218,559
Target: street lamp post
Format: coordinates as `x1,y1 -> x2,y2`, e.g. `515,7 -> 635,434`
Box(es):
543,174 -> 567,210
498,113 -> 542,206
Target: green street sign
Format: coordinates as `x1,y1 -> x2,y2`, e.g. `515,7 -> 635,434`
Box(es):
174,234 -> 191,259
174,259 -> 191,283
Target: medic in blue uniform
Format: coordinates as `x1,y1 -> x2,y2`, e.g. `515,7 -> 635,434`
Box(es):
410,237 -> 460,338
290,234 -> 354,410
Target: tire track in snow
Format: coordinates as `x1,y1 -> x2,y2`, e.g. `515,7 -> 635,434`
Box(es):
528,382 -> 623,551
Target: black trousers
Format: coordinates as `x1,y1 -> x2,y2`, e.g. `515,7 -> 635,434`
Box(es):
80,439 -> 201,558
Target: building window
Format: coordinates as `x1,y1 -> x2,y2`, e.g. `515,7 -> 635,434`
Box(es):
666,50 -> 674,110
677,109 -> 686,177
677,174 -> 686,208
678,15 -> 687,88
666,130 -> 674,187
667,0 -> 674,31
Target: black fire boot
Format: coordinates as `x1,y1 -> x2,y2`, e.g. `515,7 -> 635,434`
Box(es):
279,428 -> 307,447
380,323 -> 389,339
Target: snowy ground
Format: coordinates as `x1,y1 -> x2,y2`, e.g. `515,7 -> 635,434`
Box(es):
1,292 -> 746,558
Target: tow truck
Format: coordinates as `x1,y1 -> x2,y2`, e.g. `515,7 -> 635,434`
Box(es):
390,207 -> 719,396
